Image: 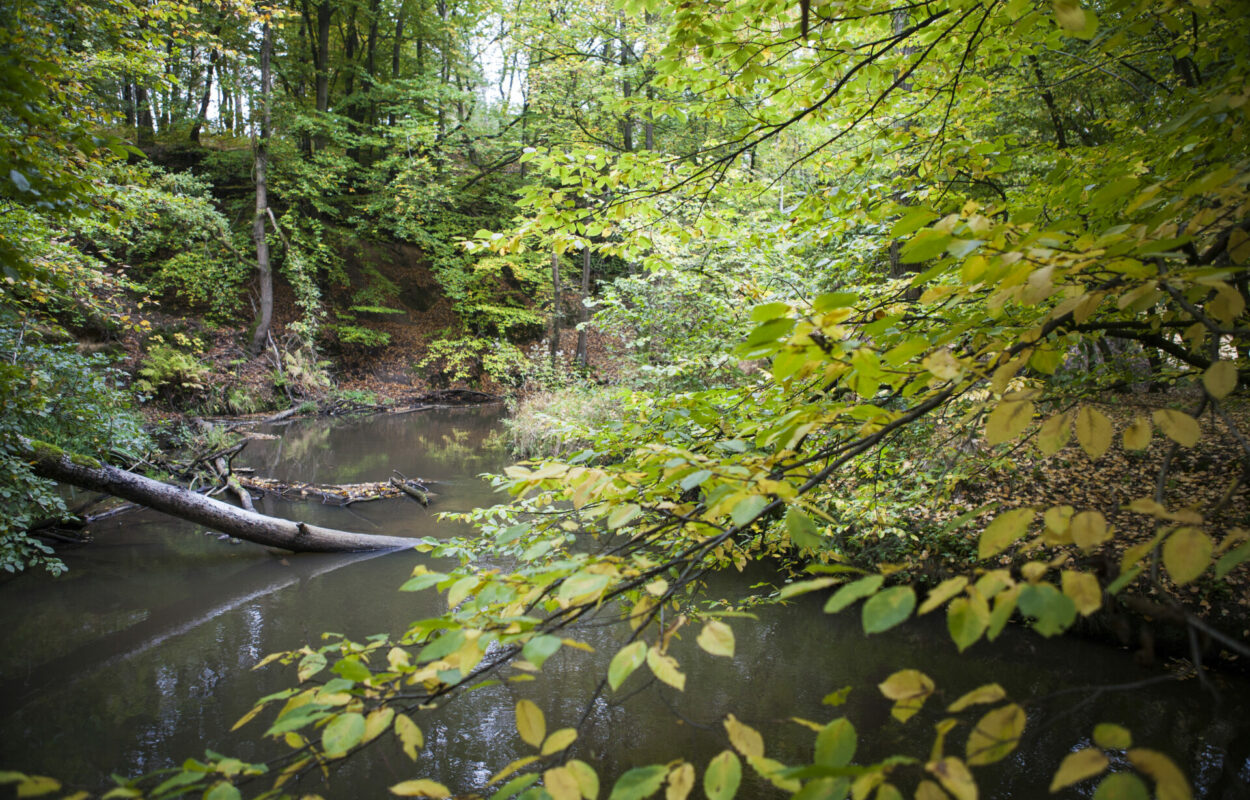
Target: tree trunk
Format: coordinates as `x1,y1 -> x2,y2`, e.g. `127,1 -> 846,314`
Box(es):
135,84 -> 155,146
20,439 -> 416,552
576,243 -> 591,367
619,16 -> 633,152
189,48 -> 219,143
550,248 -> 561,368
251,19 -> 274,354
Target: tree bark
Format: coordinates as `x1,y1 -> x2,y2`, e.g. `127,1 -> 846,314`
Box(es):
575,243 -> 591,367
189,47 -> 219,143
550,248 -> 561,368
21,439 -> 416,552
251,18 -> 274,354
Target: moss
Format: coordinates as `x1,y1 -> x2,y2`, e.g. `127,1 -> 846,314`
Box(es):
29,439 -> 102,469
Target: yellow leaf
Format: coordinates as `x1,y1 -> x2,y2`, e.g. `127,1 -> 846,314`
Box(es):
516,699 -> 546,747
878,669 -> 935,723
14,776 -> 59,798
724,714 -> 765,758
966,704 -> 1025,765
985,399 -> 1034,445
1075,407 -> 1112,459
1230,229 -> 1250,264
979,508 -> 1035,560
1127,749 -> 1192,800
947,684 -> 1006,713
1208,284 -> 1246,323
566,760 -> 599,800
926,756 -> 977,800
915,779 -> 950,800
363,708 -> 395,744
1122,417 -> 1152,451
1061,571 -> 1102,616
1202,361 -> 1237,399
545,767 -> 582,800
394,714 -> 423,760
389,779 -> 450,797
1053,0 -> 1085,31
231,704 -> 266,732
1070,511 -> 1110,553
489,756 -> 539,786
919,576 -> 969,615
923,349 -> 963,380
1049,748 -> 1109,791
697,620 -> 735,658
1037,412 -> 1072,456
1093,723 -> 1132,750
541,728 -> 578,756
1152,409 -> 1200,447
666,762 -> 695,800
1162,527 -> 1213,585
647,647 -> 687,691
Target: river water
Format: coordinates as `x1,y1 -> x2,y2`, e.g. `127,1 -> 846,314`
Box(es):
1,406 -> 1248,798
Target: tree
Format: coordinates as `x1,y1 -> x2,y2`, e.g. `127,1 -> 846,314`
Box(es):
4,0 -> 1249,797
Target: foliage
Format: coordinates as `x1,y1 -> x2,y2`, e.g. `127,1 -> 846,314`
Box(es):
0,320 -> 148,574
5,0 -> 1250,796
417,334 -> 532,389
134,342 -> 211,400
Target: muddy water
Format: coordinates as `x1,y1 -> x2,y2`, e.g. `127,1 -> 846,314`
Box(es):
1,406 -> 1248,798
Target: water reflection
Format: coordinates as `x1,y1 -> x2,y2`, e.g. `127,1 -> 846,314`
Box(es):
0,406 -> 1247,798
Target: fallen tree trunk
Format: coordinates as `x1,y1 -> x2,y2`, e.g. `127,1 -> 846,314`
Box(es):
21,439 -> 416,553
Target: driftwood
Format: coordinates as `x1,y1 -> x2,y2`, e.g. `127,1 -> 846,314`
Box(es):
21,438 -> 416,552
240,476 -> 406,506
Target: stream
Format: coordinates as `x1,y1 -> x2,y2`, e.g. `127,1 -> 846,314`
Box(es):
1,406 -> 1248,798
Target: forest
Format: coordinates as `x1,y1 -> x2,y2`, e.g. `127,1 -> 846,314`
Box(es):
1,0 -> 1249,797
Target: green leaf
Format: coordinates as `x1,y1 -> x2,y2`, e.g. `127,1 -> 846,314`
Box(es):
401,572 -> 450,592
946,596 -> 989,652
891,208 -> 937,238
730,494 -> 769,527
298,651 -> 327,681
608,641 -> 647,690
321,713 -> 365,757
823,575 -> 883,614
786,507 -> 824,550
608,503 -> 643,529
522,635 -> 563,669
814,718 -> 856,768
204,782 -> 241,800
1092,773 -> 1149,800
750,302 -> 791,322
1017,583 -> 1076,637
609,765 -> 669,800
900,230 -> 951,263
861,586 -> 916,634
704,751 -> 741,800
